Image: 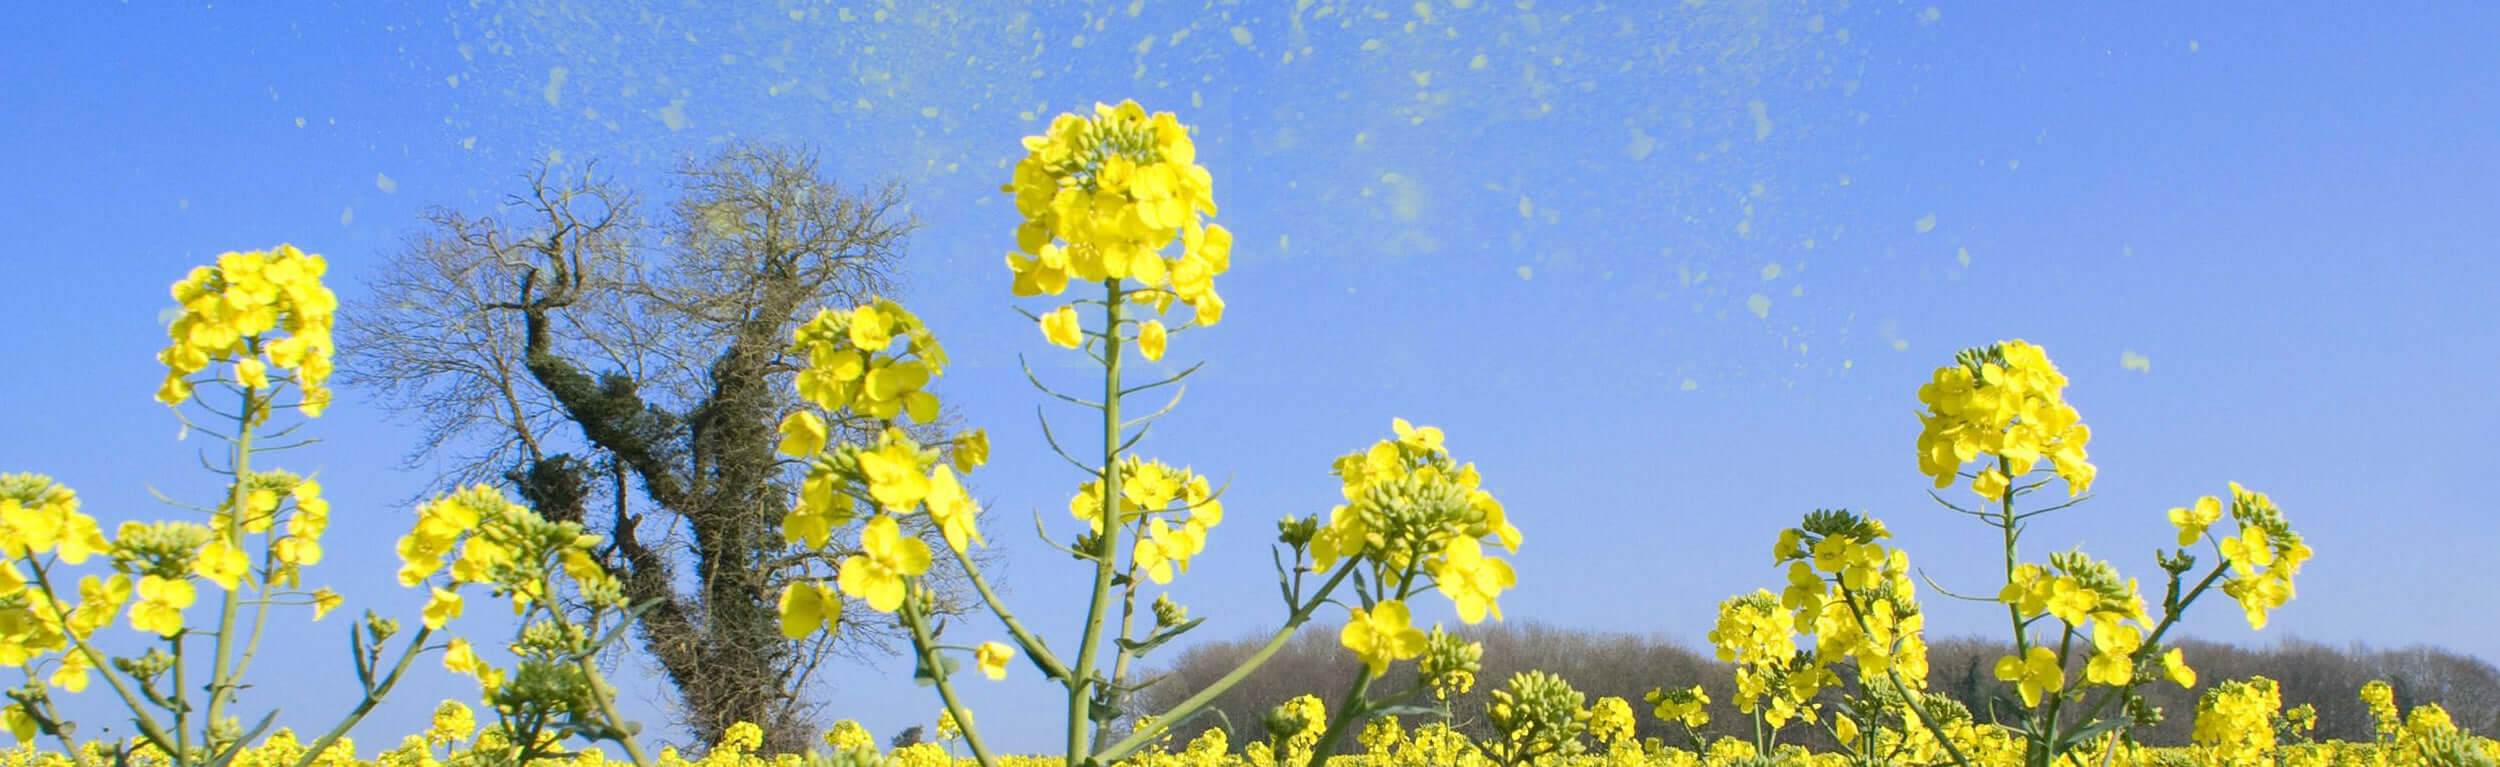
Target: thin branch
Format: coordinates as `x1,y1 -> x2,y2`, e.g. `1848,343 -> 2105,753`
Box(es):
1021,354 -> 1104,410
1034,408 -> 1099,474
1116,361 -> 1205,398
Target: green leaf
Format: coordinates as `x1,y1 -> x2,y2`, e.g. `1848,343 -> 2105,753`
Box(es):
913,654 -> 963,687
202,712 -> 280,767
2052,717 -> 2131,755
1370,703 -> 1452,719
1114,617 -> 1206,656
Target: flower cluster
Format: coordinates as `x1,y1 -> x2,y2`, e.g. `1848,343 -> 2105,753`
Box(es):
1006,100 -> 1232,354
773,298 -> 991,631
1311,420 -> 1519,621
1643,685 -> 1711,729
0,471 -> 341,676
1256,694 -> 1328,766
0,476 -> 120,693
396,485 -> 619,638
1584,696 -> 1636,748
2192,676 -> 2283,766
1913,340 -> 2094,500
784,425 -> 983,554
1994,550 -> 2182,702
1770,510 -> 1929,681
1418,626 -> 1484,701
789,299 -> 950,425
156,245 -> 339,415
1706,591 -> 1827,728
2207,483 -> 2311,630
1068,455 -> 1223,584
2361,680 -> 2401,742
1479,671 -> 1591,766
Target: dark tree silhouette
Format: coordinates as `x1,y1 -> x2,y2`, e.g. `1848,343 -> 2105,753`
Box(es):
342,144 -> 971,752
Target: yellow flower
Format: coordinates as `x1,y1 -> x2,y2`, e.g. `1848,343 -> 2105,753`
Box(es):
310,588 -> 343,621
2161,648 -> 2196,688
1139,517 -> 1210,584
156,246 -> 337,411
63,574 -> 130,638
273,535 -> 323,568
0,480 -> 110,564
2168,495 -> 2223,546
837,516 -> 930,613
924,465 -> 984,552
1913,341 -> 2092,497
777,410 -> 830,458
951,429 -> 990,473
778,582 -> 839,639
49,652 -> 94,692
784,506 -> 835,551
428,700 -> 478,745
131,575 -> 196,637
444,638 -> 500,689
235,357 -> 270,390
2218,524 -> 2276,575
422,587 -> 463,629
194,536 -> 250,590
1645,685 -> 1712,728
1426,538 -> 1515,624
1993,646 -> 2066,707
2085,637 -> 2138,687
2,705 -> 33,742
2044,577 -> 2096,626
1008,246 -> 1071,296
1041,305 -> 1083,348
856,441 -> 931,512
1137,319 -> 1168,361
848,304 -> 892,352
1339,600 -> 1426,678
975,641 -> 1013,680
1392,417 -> 1445,453
1972,467 -> 2009,501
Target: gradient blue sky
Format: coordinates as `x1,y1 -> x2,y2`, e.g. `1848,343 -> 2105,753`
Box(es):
4,0 -> 2496,754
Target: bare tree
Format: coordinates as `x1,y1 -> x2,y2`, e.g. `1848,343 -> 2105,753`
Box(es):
342,144 -> 963,752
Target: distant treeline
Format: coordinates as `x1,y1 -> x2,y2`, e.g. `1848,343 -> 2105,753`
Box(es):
1132,622 -> 2499,750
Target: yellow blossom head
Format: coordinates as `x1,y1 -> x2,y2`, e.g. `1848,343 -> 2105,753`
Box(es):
1005,101 -> 1231,329
157,246 -> 338,415
1913,340 -> 2093,499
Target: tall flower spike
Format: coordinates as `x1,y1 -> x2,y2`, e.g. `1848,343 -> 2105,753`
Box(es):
1005,101 -> 1231,330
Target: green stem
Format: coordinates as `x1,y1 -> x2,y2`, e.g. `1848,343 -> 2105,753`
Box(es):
902,596 -> 1004,767
172,631 -> 192,761
1300,562 -> 1422,767
1067,279 -> 1128,766
943,540 -> 1070,680
225,551 -> 279,685
25,676 -> 99,767
286,627 -> 433,767
1300,671 -> 1375,767
1091,563 -> 1358,765
1094,564 -> 1146,748
203,386 -> 260,754
1833,583 -> 1974,767
2042,624 -> 2075,764
1993,454 -> 2041,767
25,560 -> 180,757
575,653 -> 650,767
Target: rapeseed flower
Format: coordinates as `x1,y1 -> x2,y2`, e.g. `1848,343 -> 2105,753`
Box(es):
836,516 -> 930,613
1339,600 -> 1426,678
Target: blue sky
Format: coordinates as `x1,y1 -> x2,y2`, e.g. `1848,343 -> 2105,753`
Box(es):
4,0 -> 2496,755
